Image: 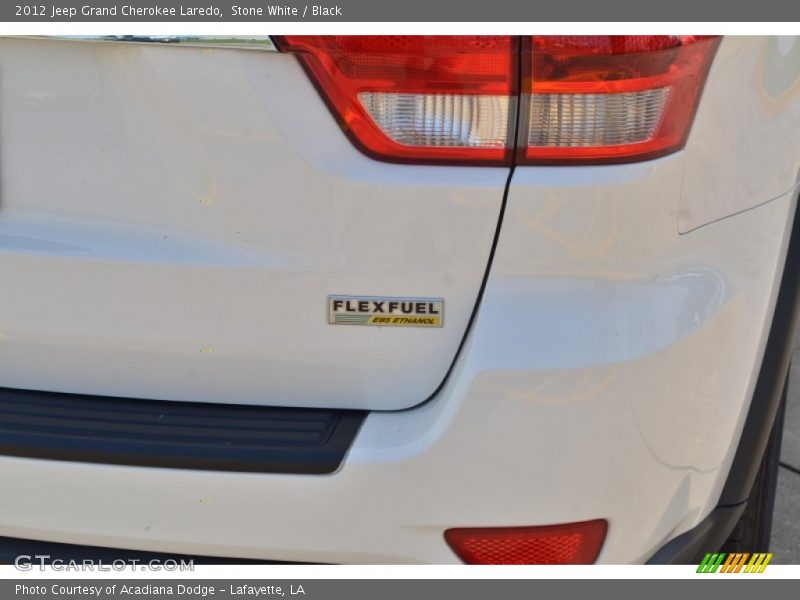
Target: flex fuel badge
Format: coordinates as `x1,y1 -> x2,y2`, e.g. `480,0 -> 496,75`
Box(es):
328,296 -> 444,328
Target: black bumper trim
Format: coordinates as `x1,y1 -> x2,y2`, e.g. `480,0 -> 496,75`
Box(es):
718,188 -> 800,505
0,387 -> 366,474
646,503 -> 747,564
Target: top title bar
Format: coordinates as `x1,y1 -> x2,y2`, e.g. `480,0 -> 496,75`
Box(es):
3,0 -> 800,22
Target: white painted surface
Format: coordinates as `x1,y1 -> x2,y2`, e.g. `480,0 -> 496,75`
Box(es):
679,36 -> 800,231
0,186 -> 793,564
0,36 -> 798,564
0,37 -> 507,410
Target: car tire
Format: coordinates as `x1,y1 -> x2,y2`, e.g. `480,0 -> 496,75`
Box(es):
721,371 -> 788,553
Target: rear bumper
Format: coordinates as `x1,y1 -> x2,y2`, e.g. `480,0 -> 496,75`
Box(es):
0,387 -> 365,475
0,173 -> 796,563
646,504 -> 747,564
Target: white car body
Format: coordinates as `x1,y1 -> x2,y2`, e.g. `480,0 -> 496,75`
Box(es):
0,35 -> 799,563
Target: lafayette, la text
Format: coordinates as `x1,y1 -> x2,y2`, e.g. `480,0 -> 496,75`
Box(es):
17,583 -> 307,597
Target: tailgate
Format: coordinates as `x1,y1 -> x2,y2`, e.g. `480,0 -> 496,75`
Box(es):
0,37 -> 508,410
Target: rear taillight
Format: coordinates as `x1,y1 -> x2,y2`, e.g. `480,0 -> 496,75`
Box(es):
521,35 -> 721,164
276,36 -> 720,166
275,36 -> 518,165
444,519 -> 608,565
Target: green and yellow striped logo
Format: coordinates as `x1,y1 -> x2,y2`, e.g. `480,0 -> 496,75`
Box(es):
697,552 -> 773,573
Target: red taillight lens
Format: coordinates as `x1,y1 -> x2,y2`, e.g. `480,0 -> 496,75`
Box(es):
444,519 -> 608,565
274,36 -> 518,165
277,36 -> 720,166
522,35 -> 721,164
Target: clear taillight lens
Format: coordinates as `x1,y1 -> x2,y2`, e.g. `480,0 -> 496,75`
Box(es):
274,35 -> 517,165
527,88 -> 671,148
276,36 -> 720,166
358,92 -> 511,150
521,35 -> 721,164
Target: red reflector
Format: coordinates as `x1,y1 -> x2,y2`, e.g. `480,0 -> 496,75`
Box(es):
444,519 -> 608,564
274,36 -> 517,165
522,36 -> 721,164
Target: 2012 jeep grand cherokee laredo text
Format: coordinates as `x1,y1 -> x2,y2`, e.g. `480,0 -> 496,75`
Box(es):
0,35 -> 798,564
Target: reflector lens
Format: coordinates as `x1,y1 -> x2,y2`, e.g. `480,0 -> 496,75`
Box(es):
444,519 -> 608,565
522,36 -> 720,163
274,36 -> 517,164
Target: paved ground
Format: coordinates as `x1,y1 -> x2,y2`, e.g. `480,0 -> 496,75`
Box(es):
771,336 -> 800,563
